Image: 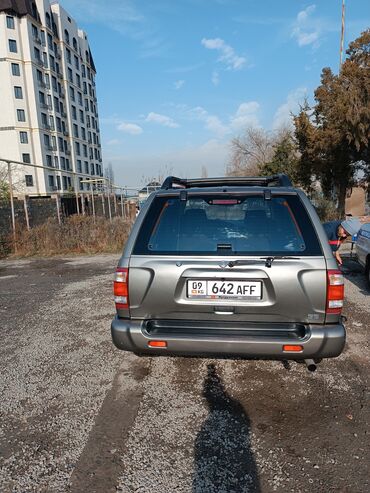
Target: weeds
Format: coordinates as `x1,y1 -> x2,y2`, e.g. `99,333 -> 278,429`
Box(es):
5,215 -> 132,257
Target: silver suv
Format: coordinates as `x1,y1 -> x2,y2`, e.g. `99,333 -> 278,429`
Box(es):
111,175 -> 346,370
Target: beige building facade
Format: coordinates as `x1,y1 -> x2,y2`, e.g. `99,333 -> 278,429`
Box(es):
0,0 -> 103,195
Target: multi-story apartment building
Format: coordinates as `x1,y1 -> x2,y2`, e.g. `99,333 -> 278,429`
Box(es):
0,0 -> 103,195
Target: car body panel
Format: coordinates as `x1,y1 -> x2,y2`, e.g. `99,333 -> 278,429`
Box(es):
112,180 -> 346,359
356,223 -> 370,269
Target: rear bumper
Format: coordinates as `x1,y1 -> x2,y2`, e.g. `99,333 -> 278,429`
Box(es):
111,318 -> 346,359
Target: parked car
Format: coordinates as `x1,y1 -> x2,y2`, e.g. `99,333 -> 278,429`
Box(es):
111,174 -> 346,371
356,222 -> 370,287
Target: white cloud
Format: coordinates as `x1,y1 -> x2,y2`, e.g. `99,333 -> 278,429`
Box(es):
273,87 -> 307,130
185,106 -> 229,138
230,102 -> 260,130
106,139 -> 120,145
201,37 -> 246,70
291,5 -> 320,47
117,122 -> 143,135
174,80 -> 185,90
145,112 -> 179,128
212,71 -> 220,86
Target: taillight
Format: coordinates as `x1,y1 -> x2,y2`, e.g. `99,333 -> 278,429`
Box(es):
114,268 -> 129,309
326,269 -> 344,314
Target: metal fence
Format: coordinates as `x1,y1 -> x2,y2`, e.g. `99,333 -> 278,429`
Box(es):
0,157 -> 137,247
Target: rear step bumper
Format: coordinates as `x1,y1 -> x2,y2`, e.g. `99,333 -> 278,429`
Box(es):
111,318 -> 346,359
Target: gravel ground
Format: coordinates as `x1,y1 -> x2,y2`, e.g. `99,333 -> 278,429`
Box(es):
0,254 -> 369,493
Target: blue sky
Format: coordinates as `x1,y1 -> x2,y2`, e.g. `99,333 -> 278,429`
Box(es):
60,0 -> 370,187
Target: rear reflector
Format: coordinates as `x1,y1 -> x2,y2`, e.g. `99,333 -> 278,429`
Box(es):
114,267 -> 129,309
327,270 -> 344,314
148,340 -> 167,348
283,345 -> 303,352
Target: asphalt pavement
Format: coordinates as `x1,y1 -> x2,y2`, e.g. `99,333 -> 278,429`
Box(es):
0,254 -> 369,493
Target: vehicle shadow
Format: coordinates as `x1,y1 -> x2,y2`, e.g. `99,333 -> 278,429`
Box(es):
192,364 -> 260,493
342,257 -> 369,296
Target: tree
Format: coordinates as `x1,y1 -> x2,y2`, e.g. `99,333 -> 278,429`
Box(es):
293,29 -> 370,216
227,127 -> 274,176
259,129 -> 299,183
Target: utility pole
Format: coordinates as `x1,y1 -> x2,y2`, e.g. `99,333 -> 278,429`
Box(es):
340,0 -> 346,68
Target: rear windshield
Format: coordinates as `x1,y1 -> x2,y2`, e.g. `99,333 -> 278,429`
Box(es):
133,194 -> 322,256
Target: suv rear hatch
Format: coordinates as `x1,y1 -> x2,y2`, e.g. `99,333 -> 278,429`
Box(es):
127,190 -> 326,325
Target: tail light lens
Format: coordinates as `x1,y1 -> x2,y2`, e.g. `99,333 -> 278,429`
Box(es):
326,270 -> 344,314
114,268 -> 129,309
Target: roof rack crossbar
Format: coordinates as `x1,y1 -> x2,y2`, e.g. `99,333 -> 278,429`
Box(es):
160,174 -> 292,189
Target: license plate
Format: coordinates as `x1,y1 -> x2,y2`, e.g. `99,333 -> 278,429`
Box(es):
187,280 -> 262,300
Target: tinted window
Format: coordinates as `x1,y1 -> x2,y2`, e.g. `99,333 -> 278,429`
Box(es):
134,194 -> 322,256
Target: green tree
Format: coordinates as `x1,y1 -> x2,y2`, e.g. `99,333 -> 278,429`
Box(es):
293,29 -> 370,216
260,130 -> 299,183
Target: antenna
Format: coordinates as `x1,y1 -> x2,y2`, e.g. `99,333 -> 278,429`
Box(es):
340,0 -> 345,67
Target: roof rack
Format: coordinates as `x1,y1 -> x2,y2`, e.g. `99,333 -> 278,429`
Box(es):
160,174 -> 292,189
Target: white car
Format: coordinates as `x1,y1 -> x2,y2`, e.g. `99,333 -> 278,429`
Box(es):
356,223 -> 370,287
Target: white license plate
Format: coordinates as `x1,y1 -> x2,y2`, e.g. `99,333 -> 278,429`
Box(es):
187,280 -> 262,300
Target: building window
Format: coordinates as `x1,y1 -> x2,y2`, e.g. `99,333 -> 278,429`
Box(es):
6,16 -> 15,29
20,131 -> 28,143
79,177 -> 83,190
43,52 -> 48,68
9,39 -> 17,53
74,55 -> 79,70
66,48 -> 71,64
66,159 -> 70,170
46,12 -> 51,29
73,124 -> 79,138
83,144 -> 87,157
25,175 -> 33,186
31,24 -> 38,39
76,74 -> 81,88
77,160 -> 82,173
41,112 -> 48,127
44,134 -> 51,147
72,105 -> 77,120
84,161 -> 89,174
54,156 -> 59,169
56,175 -> 61,190
90,163 -> 95,175
58,136 -> 63,151
22,153 -> 31,163
11,63 -> 20,76
47,32 -> 53,50
75,142 -> 80,155
56,117 -> 62,132
60,156 -> 66,169
78,92 -> 83,105
46,155 -> 52,167
41,30 -> 46,46
14,86 -> 23,99
49,55 -> 55,71
62,175 -> 67,190
17,109 -> 26,122
64,29 -> 70,45
48,175 -> 55,187
68,67 -> 73,83
81,128 -> 86,140
70,86 -> 75,101
79,109 -> 84,123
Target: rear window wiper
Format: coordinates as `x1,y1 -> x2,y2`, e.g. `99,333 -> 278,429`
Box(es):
228,256 -> 300,268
